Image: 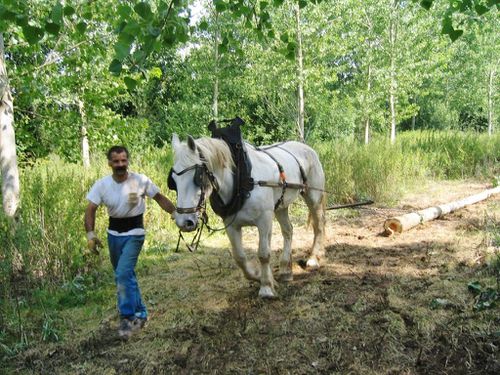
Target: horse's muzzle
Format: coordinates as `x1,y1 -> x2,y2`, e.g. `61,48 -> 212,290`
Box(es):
176,215 -> 199,232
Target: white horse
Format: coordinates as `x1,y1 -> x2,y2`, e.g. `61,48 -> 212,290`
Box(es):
170,134 -> 325,298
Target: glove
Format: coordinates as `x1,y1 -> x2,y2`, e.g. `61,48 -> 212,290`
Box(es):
86,231 -> 102,255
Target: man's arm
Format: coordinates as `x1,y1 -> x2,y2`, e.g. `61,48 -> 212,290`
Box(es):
84,202 -> 102,253
152,193 -> 176,215
84,202 -> 99,233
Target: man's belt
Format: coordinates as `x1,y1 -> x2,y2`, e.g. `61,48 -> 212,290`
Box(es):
109,214 -> 144,233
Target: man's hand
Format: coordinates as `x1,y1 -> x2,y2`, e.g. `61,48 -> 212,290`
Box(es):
86,231 -> 102,255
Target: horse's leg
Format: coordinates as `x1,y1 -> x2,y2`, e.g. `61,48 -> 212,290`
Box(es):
275,207 -> 293,281
303,191 -> 326,269
226,225 -> 260,282
256,211 -> 276,298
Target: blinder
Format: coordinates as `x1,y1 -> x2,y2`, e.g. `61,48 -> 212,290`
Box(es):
168,164 -> 207,192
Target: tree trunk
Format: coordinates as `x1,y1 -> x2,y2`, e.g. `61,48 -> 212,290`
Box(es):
384,186 -> 500,236
0,34 -> 20,217
389,1 -> 398,144
364,64 -> 372,145
78,100 -> 90,168
487,67 -> 495,136
296,4 -> 305,143
212,11 -> 219,121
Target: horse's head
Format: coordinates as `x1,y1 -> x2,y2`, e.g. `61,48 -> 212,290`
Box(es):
169,134 -> 218,232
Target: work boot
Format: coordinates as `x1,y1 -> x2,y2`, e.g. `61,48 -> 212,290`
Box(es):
131,317 -> 147,331
118,318 -> 133,339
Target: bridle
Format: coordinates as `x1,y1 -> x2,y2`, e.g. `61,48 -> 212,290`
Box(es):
168,153 -> 225,252
167,151 -> 219,215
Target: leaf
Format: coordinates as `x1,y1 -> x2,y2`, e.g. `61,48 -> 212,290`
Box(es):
149,67 -> 162,80
280,33 -> 289,43
51,2 -> 63,25
15,14 -> 28,27
260,1 -> 269,10
123,21 -> 140,36
63,6 -> 75,16
467,281 -> 482,295
298,0 -> 308,9
45,22 -> 61,36
124,77 -> 137,91
76,21 -> 87,34
133,49 -> 146,63
273,0 -> 285,6
473,288 -> 498,311
474,4 -> 490,15
430,298 -> 452,309
117,4 -> 133,19
134,2 -> 153,20
199,21 -> 209,31
0,6 -> 17,23
442,15 -> 463,41
219,43 -> 228,54
23,25 -> 44,44
118,32 -> 135,45
114,41 -> 131,61
420,0 -> 434,10
148,25 -> 161,37
448,28 -> 464,42
109,59 -> 122,75
214,0 -> 227,12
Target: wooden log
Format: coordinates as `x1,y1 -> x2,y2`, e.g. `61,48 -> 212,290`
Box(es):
384,186 -> 500,236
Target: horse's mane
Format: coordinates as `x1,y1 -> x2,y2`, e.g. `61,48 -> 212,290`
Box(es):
176,137 -> 235,171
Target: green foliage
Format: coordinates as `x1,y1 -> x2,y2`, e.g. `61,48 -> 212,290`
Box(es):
417,0 -> 499,40
467,281 -> 498,310
316,136 -> 428,204
399,131 -> 500,179
316,130 -> 499,205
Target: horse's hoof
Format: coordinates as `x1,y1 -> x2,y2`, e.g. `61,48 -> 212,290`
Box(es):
306,257 -> 320,270
278,272 -> 293,282
258,286 -> 277,299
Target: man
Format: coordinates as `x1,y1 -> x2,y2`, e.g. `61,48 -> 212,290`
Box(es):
84,145 -> 175,339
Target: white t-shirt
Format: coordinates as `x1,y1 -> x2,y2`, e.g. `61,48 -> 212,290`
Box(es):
86,172 -> 160,236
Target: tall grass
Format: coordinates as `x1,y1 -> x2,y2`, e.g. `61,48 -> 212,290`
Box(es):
316,130 -> 500,205
0,130 -> 498,357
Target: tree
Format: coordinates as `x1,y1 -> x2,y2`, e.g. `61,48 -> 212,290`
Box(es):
0,34 -> 19,217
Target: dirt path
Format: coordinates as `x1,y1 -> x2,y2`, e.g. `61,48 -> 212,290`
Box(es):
17,180 -> 500,374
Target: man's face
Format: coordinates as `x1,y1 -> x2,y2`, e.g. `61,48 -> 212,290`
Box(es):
108,151 -> 129,176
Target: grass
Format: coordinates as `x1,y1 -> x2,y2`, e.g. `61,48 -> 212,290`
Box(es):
0,130 -> 499,367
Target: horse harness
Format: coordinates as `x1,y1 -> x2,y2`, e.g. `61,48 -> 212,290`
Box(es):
168,141 -> 310,218
167,151 -> 219,215
251,143 -> 309,210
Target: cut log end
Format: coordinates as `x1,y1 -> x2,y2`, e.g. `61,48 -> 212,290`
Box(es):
383,219 -> 402,236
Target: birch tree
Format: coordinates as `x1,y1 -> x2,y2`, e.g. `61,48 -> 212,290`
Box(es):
0,34 -> 20,217
295,2 -> 305,142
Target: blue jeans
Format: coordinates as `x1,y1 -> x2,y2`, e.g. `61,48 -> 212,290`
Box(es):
107,234 -> 147,320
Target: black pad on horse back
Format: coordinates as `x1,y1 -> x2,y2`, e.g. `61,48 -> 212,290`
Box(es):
208,117 -> 254,218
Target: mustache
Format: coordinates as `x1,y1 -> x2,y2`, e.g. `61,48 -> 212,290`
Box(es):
114,166 -> 127,171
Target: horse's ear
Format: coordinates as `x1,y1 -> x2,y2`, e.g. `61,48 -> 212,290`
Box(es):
187,135 -> 196,151
171,133 -> 180,149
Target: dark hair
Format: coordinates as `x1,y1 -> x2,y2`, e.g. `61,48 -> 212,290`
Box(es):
107,146 -> 129,160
